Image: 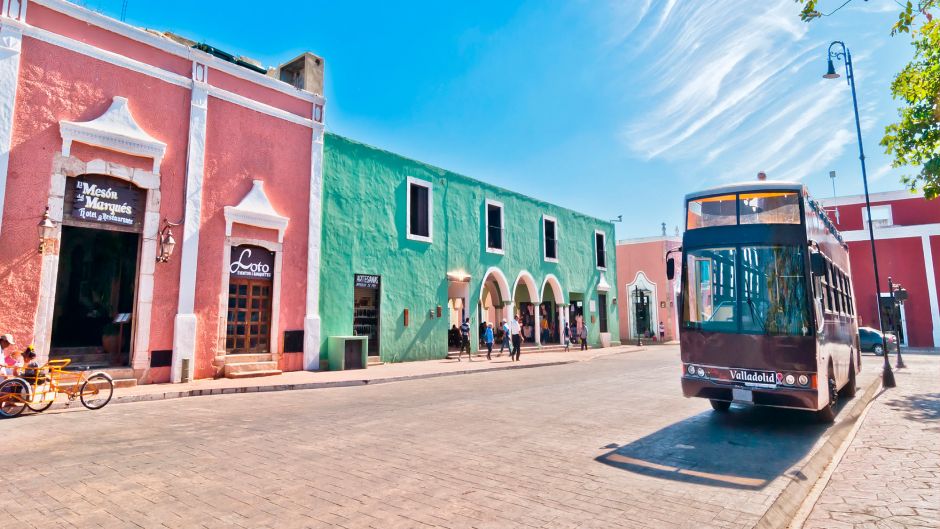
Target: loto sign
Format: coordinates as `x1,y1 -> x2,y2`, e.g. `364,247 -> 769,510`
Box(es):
230,245 -> 274,280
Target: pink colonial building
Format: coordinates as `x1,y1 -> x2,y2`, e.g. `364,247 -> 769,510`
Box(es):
0,0 -> 327,385
615,234 -> 681,343
821,189 -> 940,348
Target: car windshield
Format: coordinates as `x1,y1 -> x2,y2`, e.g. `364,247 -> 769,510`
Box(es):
682,245 -> 810,336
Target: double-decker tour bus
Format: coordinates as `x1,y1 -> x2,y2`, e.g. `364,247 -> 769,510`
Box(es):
667,179 -> 860,422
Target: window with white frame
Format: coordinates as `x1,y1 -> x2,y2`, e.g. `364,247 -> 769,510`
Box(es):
595,230 -> 607,269
486,199 -> 504,253
407,177 -> 433,242
543,215 -> 557,261
866,205 -> 892,228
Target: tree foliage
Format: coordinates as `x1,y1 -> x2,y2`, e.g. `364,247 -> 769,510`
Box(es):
796,1 -> 939,197
881,19 -> 940,198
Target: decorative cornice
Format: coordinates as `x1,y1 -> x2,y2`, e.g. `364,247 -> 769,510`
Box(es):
59,96 -> 167,174
224,180 -> 289,242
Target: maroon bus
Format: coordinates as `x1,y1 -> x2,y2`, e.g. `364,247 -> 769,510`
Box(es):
667,181 -> 860,422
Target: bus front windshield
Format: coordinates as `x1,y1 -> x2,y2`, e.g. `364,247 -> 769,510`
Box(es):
682,245 -> 810,336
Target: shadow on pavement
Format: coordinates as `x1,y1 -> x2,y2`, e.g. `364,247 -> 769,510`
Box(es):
887,392 -> 940,422
595,402 -> 843,490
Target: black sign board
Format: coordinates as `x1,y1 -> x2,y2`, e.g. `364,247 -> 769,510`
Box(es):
354,274 -> 380,289
230,245 -> 274,280
69,175 -> 142,227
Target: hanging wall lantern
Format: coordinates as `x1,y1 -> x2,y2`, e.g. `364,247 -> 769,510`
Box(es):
157,220 -> 178,263
37,207 -> 56,254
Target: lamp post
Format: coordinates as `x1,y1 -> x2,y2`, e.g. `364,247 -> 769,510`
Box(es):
823,41 -> 895,387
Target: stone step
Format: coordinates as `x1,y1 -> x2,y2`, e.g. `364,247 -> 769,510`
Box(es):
56,377 -> 135,390
225,369 -> 282,379
224,353 -> 273,363
367,356 -> 382,366
223,361 -> 279,377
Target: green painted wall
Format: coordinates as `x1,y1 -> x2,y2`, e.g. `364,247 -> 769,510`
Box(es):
320,133 -> 620,363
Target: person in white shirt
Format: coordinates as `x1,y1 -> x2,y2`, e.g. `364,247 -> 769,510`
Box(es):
509,314 -> 523,361
0,334 -> 15,377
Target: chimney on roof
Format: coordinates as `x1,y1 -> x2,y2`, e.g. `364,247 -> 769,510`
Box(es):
757,171 -> 767,181
274,52 -> 325,95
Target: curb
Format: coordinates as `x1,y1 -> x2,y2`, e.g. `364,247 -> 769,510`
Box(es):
755,376 -> 883,529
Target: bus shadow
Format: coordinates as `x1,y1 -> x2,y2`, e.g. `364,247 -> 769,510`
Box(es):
595,404 -> 838,490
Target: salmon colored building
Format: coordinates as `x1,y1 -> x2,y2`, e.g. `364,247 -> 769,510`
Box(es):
615,234 -> 681,343
0,0 -> 327,385
821,189 -> 940,348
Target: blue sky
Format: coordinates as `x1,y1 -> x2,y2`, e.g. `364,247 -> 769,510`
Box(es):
91,0 -> 915,239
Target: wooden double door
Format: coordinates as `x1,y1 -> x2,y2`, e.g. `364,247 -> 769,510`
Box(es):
226,278 -> 272,354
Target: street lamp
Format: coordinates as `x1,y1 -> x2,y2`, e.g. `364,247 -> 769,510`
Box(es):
823,41 -> 895,388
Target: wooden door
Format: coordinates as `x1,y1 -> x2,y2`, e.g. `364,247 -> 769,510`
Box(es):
226,278 -> 272,354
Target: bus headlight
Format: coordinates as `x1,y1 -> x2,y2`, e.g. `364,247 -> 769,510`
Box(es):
687,364 -> 695,375
798,374 -> 809,386
696,367 -> 705,378
784,374 -> 796,386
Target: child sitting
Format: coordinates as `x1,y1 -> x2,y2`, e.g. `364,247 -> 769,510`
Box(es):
21,349 -> 44,383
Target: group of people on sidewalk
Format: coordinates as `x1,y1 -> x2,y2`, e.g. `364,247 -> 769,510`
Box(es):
455,315 -> 589,362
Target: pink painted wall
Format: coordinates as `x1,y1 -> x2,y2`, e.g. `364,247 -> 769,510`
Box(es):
615,239 -> 681,342
835,196 -> 940,231
209,67 -> 312,119
0,38 -> 189,356
192,97 -> 312,379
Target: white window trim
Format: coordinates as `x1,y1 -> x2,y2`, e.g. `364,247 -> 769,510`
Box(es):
866,205 -> 893,228
406,176 -> 433,243
485,198 -> 505,254
595,229 -> 607,270
543,214 -> 558,263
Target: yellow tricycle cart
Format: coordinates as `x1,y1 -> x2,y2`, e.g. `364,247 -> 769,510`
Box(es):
0,359 -> 114,418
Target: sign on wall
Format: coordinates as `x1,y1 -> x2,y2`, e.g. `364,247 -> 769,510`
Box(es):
69,175 -> 142,227
354,274 -> 380,289
230,245 -> 274,280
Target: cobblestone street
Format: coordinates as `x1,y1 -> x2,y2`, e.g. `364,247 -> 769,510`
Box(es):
0,346 -> 879,528
804,352 -> 940,529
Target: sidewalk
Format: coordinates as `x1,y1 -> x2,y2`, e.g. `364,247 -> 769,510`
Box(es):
802,353 -> 940,528
106,344 -> 644,406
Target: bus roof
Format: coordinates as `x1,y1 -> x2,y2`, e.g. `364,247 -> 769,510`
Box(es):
684,180 -> 805,201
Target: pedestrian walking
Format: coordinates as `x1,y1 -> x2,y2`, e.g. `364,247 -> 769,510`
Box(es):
509,314 -> 523,361
499,319 -> 510,356
459,317 -> 472,361
563,321 -> 570,352
659,321 -> 665,342
484,322 -> 494,360
580,323 -> 588,351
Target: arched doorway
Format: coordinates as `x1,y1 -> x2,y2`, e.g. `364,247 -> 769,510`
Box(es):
512,271 -> 540,343
540,274 -> 566,344
626,271 -> 657,341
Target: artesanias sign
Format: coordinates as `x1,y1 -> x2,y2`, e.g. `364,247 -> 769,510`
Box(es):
70,175 -> 141,227
230,245 -> 274,280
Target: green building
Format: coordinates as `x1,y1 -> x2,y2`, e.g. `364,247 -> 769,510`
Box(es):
319,133 -> 620,365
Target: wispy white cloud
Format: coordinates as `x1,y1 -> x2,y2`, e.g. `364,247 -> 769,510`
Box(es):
608,0 -> 876,183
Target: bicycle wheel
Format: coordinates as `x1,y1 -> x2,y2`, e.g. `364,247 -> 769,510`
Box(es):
26,397 -> 54,413
80,373 -> 114,410
0,379 -> 30,418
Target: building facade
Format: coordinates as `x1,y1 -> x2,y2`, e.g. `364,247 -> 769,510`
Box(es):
615,235 -> 681,343
0,0 -> 327,384
820,189 -> 940,348
320,134 -> 620,363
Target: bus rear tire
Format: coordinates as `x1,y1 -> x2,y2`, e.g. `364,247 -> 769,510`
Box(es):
840,359 -> 857,399
710,399 -> 731,412
816,369 -> 838,423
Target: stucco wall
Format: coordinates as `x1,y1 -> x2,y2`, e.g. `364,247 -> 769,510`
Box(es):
0,37 -> 189,353
193,97 -> 312,378
320,133 -> 619,362
615,238 -> 680,342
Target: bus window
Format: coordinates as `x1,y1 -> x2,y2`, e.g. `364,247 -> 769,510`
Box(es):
739,192 -> 800,225
683,248 -> 736,331
740,246 -> 810,335
687,194 -> 737,230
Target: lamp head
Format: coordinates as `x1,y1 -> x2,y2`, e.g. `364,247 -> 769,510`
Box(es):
823,58 -> 840,79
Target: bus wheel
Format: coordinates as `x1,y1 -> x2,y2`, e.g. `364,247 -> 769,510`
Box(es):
817,369 -> 838,423
710,399 -> 731,412
840,359 -> 857,399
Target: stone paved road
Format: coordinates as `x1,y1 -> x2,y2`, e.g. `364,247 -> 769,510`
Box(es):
804,352 -> 940,529
0,346 -> 875,529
